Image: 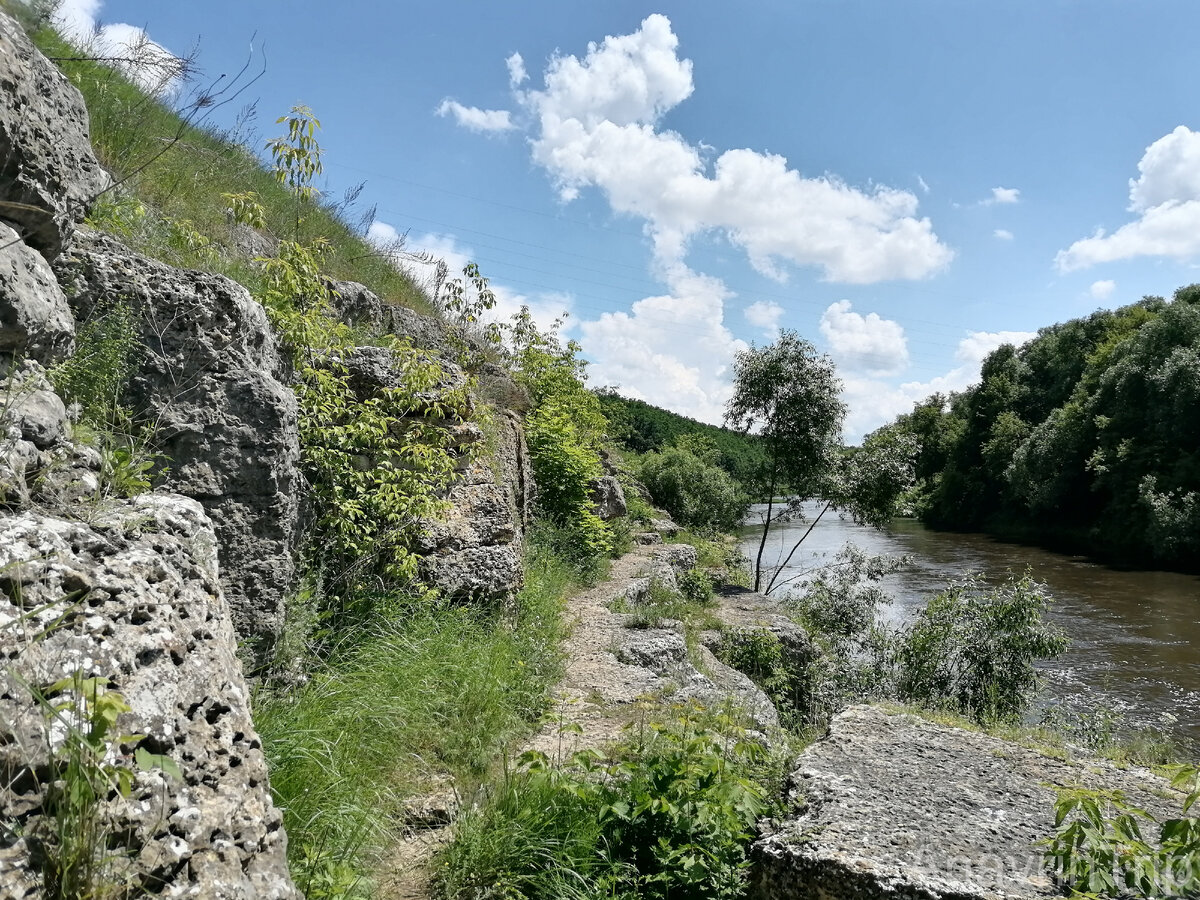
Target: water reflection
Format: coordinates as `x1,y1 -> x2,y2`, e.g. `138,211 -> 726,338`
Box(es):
739,504 -> 1200,746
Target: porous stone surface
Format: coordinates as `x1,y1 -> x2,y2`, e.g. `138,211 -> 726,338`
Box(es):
590,474 -> 627,521
55,229 -> 301,658
0,10 -> 110,259
417,410 -> 533,601
750,705 -> 1183,900
0,223 -> 75,365
0,494 -> 298,899
328,279 -> 385,331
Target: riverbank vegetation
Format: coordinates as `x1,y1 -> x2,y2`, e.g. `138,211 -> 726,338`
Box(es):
874,286 -> 1200,569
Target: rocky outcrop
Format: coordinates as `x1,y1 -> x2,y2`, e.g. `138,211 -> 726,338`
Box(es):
590,474 -> 626,521
55,229 -> 301,659
751,705 -> 1183,900
0,494 -> 297,899
0,222 -> 75,366
0,10 -> 109,260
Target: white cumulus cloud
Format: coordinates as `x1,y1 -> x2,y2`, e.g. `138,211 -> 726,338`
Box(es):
455,14 -> 951,284
1057,126 -> 1200,271
819,300 -> 909,376
435,99 -> 515,133
506,52 -> 528,87
983,187 -> 1020,205
52,0 -> 183,95
994,229 -> 1014,241
1090,279 -> 1116,300
743,300 -> 784,336
579,265 -> 746,424
840,328 -> 1036,443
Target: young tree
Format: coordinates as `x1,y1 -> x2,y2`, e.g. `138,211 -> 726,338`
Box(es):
725,331 -> 846,593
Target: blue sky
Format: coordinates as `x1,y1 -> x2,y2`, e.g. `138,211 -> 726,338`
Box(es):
56,0 -> 1200,441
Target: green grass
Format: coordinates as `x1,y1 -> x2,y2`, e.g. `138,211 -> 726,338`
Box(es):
253,539 -> 573,897
24,22 -> 433,315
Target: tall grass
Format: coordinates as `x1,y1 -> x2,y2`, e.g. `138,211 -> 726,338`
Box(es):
254,538 -> 572,896
23,22 -> 433,314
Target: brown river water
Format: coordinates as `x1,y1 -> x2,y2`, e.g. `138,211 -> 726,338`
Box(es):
738,504 -> 1200,750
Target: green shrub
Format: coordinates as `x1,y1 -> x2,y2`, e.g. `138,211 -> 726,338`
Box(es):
897,571 -> 1068,724
679,567 -> 714,603
436,710 -> 776,900
637,447 -> 750,532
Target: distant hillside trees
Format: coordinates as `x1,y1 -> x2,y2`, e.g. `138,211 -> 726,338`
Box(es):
876,285 -> 1200,568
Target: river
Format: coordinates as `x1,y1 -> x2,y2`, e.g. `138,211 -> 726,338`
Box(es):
739,504 -> 1200,750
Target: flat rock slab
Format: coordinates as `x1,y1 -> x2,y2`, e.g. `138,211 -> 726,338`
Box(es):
752,705 -> 1182,900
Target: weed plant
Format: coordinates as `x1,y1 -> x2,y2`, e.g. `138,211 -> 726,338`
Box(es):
435,707 -> 785,900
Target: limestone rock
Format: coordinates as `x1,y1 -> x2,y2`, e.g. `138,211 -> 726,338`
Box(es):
751,705 -> 1183,900
55,229 -> 301,658
0,10 -> 110,260
0,224 -> 75,365
5,386 -> 67,449
328,279 -> 385,330
0,494 -> 298,899
590,474 -> 627,521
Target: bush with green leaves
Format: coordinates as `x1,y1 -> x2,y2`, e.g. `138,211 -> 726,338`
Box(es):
897,571 -> 1069,724
255,238 -> 466,631
1043,765 -> 1200,898
436,709 -> 776,900
506,308 -> 613,568
637,446 -> 750,533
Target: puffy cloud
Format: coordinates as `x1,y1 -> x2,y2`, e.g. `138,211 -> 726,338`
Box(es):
1090,279 -> 1116,300
983,186 -> 1020,205
506,52 -> 528,87
743,300 -> 784,336
579,265 -> 746,424
453,15 -> 952,284
52,0 -> 184,95
819,300 -> 909,375
435,99 -> 515,133
1057,126 -> 1200,270
994,229 -> 1014,240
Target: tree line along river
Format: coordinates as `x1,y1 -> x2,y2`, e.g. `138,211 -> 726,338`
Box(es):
738,504 -> 1200,750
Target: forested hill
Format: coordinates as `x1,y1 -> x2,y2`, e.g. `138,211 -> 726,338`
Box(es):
596,388 -> 766,486
875,284 -> 1200,569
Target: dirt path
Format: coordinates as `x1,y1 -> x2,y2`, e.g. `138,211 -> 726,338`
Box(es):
374,538 -> 786,898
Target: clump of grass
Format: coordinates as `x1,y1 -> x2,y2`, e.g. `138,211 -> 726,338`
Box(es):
253,537 -> 571,897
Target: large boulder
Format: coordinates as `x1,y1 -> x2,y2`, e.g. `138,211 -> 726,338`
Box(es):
55,229 -> 301,659
590,474 -> 627,521
0,9 -> 110,260
751,705 -> 1183,900
0,494 -> 298,899
0,223 -> 75,366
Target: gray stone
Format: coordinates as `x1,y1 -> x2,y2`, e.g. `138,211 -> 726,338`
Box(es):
0,10 -> 110,260
616,626 -> 779,730
751,705 -> 1183,900
328,279 -> 385,330
0,223 -> 75,365
5,387 -> 67,449
634,531 -> 663,545
0,436 -> 42,507
230,223 -> 279,260
55,229 -> 301,659
651,517 -> 680,537
0,494 -> 298,899
590,474 -> 627,521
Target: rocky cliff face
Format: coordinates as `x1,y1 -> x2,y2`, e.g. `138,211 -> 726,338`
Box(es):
0,11 -> 299,896
55,229 -> 302,659
1,9 -> 536,894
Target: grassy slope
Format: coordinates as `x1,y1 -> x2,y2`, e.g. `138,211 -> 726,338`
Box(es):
24,19 -> 434,314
